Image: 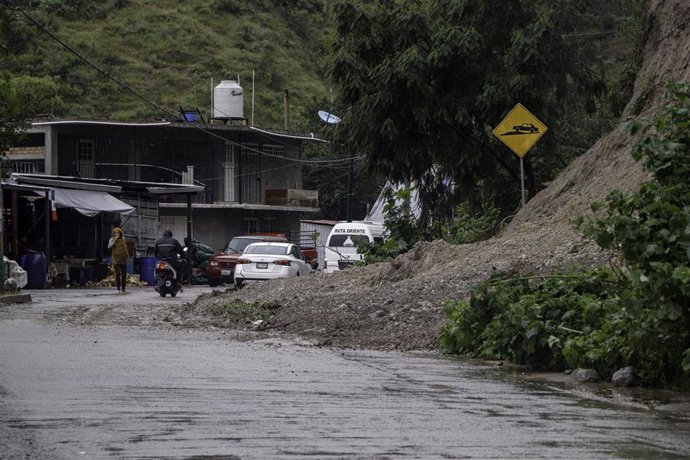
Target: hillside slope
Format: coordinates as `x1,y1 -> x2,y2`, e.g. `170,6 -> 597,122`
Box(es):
178,0 -> 690,351
5,0 -> 329,129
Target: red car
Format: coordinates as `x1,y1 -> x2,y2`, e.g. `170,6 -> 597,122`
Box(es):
206,234 -> 288,287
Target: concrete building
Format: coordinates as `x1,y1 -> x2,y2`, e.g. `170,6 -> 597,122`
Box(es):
6,119 -> 322,254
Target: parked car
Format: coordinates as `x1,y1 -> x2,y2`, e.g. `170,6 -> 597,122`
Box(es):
234,242 -> 311,287
206,234 -> 288,286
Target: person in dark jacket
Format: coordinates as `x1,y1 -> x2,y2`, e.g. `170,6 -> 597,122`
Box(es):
155,229 -> 184,275
108,227 -> 130,294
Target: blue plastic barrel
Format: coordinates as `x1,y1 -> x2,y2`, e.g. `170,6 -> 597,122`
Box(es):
83,265 -> 95,283
25,251 -> 47,289
139,257 -> 157,286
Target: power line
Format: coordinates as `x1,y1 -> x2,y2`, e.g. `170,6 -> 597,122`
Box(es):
309,170 -> 352,187
304,159 -> 366,174
298,155 -> 365,165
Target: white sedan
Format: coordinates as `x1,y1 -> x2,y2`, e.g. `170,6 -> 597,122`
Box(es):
233,242 -> 312,287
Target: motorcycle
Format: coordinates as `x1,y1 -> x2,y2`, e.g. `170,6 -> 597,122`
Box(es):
154,247 -> 188,297
154,259 -> 180,297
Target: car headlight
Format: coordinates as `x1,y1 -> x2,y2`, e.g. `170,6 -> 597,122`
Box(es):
210,261 -> 218,267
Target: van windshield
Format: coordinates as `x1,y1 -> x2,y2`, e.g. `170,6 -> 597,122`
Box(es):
328,234 -> 370,247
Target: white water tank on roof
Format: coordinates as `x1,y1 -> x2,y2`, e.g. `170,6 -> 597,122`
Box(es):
213,80 -> 244,120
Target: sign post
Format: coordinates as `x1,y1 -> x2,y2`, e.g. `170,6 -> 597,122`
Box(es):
520,156 -> 526,206
492,103 -> 547,206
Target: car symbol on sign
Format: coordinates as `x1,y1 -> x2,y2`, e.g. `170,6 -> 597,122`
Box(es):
512,123 -> 539,133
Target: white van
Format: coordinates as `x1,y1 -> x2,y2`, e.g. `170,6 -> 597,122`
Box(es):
324,221 -> 386,273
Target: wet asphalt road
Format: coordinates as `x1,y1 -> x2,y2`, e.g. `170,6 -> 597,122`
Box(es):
1,288 -> 690,459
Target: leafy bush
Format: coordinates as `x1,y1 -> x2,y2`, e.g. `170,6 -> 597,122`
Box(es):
10,75 -> 65,116
440,82 -> 690,387
439,270 -> 621,371
444,203 -> 500,245
0,74 -> 24,156
358,238 -> 409,266
582,81 -> 690,385
357,187 -> 421,266
382,187 -> 423,247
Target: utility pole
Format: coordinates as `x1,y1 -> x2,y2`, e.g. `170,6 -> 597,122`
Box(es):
0,181 -> 4,290
346,156 -> 353,222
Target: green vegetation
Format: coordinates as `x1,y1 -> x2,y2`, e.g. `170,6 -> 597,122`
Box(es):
216,298 -> 280,326
0,76 -> 23,156
328,0 -> 644,224
358,187 -> 422,265
359,188 -> 501,265
439,270 -> 621,371
0,7 -> 26,155
440,83 -> 690,388
2,0 -> 330,130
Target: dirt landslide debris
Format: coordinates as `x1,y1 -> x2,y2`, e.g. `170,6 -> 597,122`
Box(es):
171,233 -> 608,351
148,0 -> 688,351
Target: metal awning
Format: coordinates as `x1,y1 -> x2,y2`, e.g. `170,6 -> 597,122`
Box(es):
5,174 -> 202,263
2,181 -> 135,216
50,187 -> 134,217
9,173 -> 204,195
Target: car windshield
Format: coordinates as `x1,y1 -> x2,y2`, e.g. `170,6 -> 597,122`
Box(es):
243,244 -> 289,255
327,234 -> 370,247
225,238 -> 257,254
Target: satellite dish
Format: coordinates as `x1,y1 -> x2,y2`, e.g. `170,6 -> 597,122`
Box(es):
318,110 -> 341,124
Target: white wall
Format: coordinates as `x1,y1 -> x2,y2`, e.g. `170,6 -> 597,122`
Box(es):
300,221 -> 336,270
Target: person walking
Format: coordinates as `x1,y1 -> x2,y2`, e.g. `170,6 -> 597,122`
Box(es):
108,227 -> 130,294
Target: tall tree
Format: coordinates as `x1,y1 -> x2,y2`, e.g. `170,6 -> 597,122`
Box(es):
0,6 -> 25,156
328,0 -> 606,223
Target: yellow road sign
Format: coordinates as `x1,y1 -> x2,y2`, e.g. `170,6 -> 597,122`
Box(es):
493,103 -> 547,158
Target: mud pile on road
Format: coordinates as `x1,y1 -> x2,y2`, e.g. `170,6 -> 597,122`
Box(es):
175,0 -> 690,351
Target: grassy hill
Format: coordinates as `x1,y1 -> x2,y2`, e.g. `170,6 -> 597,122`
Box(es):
5,0 -> 330,130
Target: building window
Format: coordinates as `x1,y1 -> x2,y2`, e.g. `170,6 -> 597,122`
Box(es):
77,139 -> 95,178
263,144 -> 285,158
263,218 -> 278,233
242,217 -> 258,234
